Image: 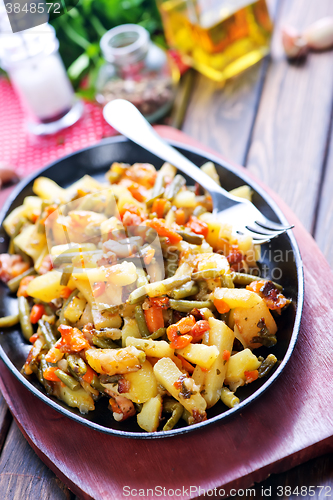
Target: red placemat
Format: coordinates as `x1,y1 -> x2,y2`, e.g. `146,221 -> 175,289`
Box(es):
0,78 -> 116,177
1,127 -> 333,500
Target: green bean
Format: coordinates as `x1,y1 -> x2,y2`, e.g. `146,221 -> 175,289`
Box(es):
128,286 -> 147,305
38,319 -> 57,349
164,174 -> 185,201
59,289 -> 79,325
7,267 -> 35,293
150,275 -> 191,295
18,296 -> 33,341
38,355 -> 53,394
66,354 -> 87,377
60,265 -> 73,286
194,280 -> 209,301
53,251 -> 101,266
94,327 -> 122,339
192,269 -> 221,280
170,281 -> 199,300
220,387 -> 240,408
0,314 -> 19,328
232,272 -> 283,291
163,397 -> 181,413
134,305 -> 150,338
181,408 -> 192,425
163,401 -> 183,431
169,299 -> 214,313
92,336 -> 120,349
258,354 -> 278,378
55,369 -> 80,391
146,193 -> 163,209
165,249 -> 179,278
151,169 -> 165,199
193,206 -> 207,217
176,231 -> 203,245
147,327 -> 167,340
91,375 -> 106,392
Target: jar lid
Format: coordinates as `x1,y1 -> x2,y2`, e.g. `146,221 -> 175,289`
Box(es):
100,24 -> 149,65
0,23 -> 58,69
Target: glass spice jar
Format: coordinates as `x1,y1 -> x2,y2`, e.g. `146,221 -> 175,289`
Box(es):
96,24 -> 179,123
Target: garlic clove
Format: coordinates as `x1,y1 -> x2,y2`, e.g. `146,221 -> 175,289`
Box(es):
282,26 -> 309,59
303,17 -> 333,50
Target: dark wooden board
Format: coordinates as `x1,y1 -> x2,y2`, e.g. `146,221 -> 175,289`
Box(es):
245,0 -> 333,232
1,127 -> 333,500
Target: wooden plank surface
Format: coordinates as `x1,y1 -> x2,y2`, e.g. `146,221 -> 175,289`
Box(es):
0,422 -> 73,500
182,0 -> 280,166
0,394 -> 11,454
313,124 -> 333,268
245,0 -> 333,232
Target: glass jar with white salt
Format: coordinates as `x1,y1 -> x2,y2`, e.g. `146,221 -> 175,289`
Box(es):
0,23 -> 83,135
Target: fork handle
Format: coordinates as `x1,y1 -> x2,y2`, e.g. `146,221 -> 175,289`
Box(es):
103,100 -> 239,210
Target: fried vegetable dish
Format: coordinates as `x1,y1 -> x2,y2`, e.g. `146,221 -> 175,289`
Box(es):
0,161 -> 289,432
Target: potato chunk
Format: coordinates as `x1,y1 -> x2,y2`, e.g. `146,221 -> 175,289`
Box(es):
153,357 -> 206,417
200,318 -> 235,408
137,395 -> 162,432
233,300 -> 277,348
86,346 -> 146,376
26,270 -> 75,302
175,344 -> 219,370
126,337 -> 174,359
224,349 -> 261,391
214,288 -> 262,309
122,361 -> 158,403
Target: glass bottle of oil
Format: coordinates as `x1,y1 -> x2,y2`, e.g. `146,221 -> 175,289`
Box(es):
157,0 -> 273,82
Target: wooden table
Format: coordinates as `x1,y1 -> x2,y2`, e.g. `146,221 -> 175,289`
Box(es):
1,0 -> 333,498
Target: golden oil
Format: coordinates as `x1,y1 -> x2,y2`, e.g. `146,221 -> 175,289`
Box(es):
157,0 -> 273,81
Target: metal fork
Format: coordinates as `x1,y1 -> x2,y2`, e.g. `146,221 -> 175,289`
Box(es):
103,99 -> 293,244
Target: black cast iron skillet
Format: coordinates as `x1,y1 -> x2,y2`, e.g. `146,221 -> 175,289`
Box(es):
0,136 -> 304,439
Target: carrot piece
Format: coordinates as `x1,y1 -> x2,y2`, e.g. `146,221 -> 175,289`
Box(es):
147,219 -> 182,244
58,324 -> 90,352
82,365 -> 96,384
222,350 -> 230,361
17,276 -> 35,297
245,370 -> 259,384
60,287 -> 72,299
29,333 -> 39,344
175,209 -> 186,226
11,261 -> 30,278
43,367 -> 60,382
143,247 -> 155,265
190,320 -> 210,340
152,198 -> 167,218
30,304 -> 45,324
167,315 -> 195,349
144,306 -> 164,334
186,216 -> 209,238
214,298 -> 231,314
